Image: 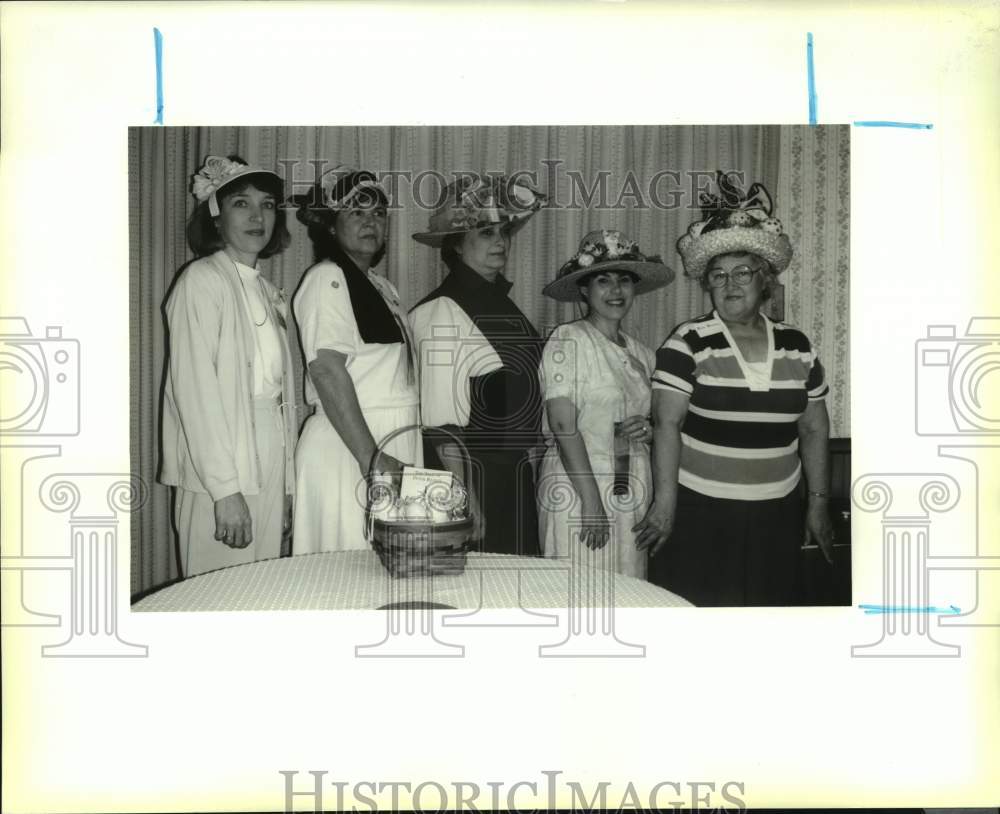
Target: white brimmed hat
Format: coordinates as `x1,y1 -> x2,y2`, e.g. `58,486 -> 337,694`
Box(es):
542,229 -> 675,302
676,171 -> 792,279
191,155 -> 282,217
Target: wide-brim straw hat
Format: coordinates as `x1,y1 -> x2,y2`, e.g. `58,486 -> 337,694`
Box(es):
676,171 -> 792,279
412,173 -> 545,247
542,229 -> 675,302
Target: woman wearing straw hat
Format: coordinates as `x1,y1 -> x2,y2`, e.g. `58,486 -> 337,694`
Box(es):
291,166 -> 421,553
409,173 -> 546,556
635,172 -> 834,606
160,155 -> 297,577
539,230 -> 674,577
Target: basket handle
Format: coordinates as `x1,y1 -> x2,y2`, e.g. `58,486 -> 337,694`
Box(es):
365,423 -> 473,486
364,423 -> 474,541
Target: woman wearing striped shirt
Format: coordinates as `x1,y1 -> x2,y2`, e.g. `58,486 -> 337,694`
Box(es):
634,173 -> 834,606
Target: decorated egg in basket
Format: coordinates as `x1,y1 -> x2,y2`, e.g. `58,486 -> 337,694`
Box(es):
399,496 -> 432,521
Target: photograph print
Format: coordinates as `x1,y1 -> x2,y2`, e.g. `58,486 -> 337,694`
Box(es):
128,124 -> 850,612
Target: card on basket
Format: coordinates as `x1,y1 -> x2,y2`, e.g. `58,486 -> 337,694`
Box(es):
399,466 -> 453,499
400,466 -> 454,522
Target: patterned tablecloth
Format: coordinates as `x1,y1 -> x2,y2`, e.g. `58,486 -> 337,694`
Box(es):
132,551 -> 692,611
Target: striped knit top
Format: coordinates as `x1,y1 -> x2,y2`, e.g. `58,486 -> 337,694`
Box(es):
652,310 -> 828,501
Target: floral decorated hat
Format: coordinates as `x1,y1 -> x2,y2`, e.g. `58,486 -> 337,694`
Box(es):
412,173 -> 545,247
290,164 -> 389,227
676,171 -> 792,279
542,229 -> 675,302
191,155 -> 283,217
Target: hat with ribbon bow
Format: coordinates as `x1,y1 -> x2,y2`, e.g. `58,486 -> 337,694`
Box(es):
191,155 -> 283,217
289,164 -> 389,227
412,173 -> 545,247
543,229 -> 675,302
676,171 -> 792,278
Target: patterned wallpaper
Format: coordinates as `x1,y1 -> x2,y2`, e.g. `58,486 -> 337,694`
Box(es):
777,125 -> 851,438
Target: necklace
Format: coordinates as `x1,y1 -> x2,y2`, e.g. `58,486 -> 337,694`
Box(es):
586,315 -> 625,348
233,261 -> 269,327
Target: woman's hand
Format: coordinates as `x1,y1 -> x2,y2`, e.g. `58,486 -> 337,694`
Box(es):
369,451 -> 405,479
633,503 -> 673,555
579,498 -> 611,550
805,498 -> 835,564
617,414 -> 653,444
214,492 -> 253,548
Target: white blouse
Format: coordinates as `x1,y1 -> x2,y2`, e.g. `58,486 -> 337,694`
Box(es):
234,260 -> 283,399
293,261 -> 419,411
408,295 -> 503,428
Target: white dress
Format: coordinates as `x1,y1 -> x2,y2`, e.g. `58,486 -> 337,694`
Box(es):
292,261 -> 422,553
537,320 -> 656,578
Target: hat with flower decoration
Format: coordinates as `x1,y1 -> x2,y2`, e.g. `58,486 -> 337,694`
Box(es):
412,173 -> 545,247
289,164 -> 389,227
542,229 -> 675,302
191,155 -> 283,217
676,171 -> 792,279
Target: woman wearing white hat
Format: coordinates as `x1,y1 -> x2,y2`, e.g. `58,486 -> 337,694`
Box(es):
290,166 -> 421,554
635,172 -> 834,605
160,155 -> 297,577
409,174 -> 546,556
538,230 -> 674,577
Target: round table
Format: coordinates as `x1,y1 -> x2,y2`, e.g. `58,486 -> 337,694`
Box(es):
132,550 -> 691,611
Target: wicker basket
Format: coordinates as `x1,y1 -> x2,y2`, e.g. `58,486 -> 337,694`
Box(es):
370,517 -> 473,578
365,425 -> 475,578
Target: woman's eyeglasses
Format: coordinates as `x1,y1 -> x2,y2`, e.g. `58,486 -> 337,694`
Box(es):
705,265 -> 762,288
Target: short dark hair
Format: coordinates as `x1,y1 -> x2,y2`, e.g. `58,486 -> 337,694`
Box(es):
440,233 -> 464,265
185,164 -> 290,259
297,206 -> 387,267
700,251 -> 775,301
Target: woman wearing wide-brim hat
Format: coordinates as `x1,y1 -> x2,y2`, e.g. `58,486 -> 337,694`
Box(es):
290,165 -> 422,554
409,173 -> 546,556
538,229 -> 674,578
160,155 -> 297,577
635,172 -> 834,606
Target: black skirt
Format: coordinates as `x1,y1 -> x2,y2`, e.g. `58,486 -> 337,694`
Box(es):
423,441 -> 540,557
648,484 -> 804,607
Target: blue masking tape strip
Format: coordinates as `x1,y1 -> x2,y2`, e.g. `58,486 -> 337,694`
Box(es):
154,28 -> 164,125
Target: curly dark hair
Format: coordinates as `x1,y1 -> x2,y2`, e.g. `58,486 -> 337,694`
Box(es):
293,181 -> 389,266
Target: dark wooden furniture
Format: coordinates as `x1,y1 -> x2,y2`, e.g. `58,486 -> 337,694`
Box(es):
799,437 -> 852,606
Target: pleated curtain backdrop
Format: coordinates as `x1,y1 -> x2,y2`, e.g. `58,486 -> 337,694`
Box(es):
129,124 -> 848,596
